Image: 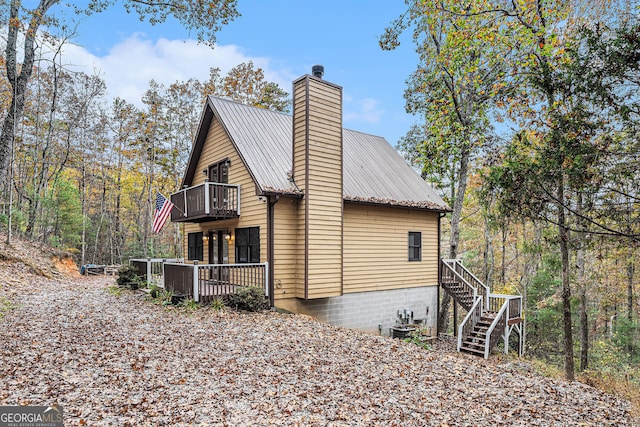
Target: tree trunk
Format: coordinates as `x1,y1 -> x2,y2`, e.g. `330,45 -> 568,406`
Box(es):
0,0 -> 58,180
628,257 -> 634,322
483,212 -> 494,287
576,194 -> 588,371
578,285 -> 588,371
557,178 -> 575,381
438,147 -> 470,334
576,239 -> 588,371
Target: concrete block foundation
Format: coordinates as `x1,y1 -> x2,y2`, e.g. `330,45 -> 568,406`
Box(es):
281,286 -> 438,337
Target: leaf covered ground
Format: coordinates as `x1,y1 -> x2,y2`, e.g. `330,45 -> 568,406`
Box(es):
0,240 -> 636,426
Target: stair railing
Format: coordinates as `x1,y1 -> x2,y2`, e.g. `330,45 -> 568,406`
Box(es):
457,295 -> 483,352
484,298 -> 510,358
443,259 -> 490,308
440,260 -> 478,311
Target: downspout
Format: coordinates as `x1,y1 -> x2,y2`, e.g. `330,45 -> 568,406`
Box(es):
267,194 -> 280,307
437,212 -> 445,337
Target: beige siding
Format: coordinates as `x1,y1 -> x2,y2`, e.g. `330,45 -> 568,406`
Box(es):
343,203 -> 439,293
292,79 -> 307,298
273,196 -> 300,300
292,75 -> 343,299
306,78 -> 342,298
181,117 -> 267,263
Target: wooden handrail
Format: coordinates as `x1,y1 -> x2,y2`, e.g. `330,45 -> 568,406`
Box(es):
442,259 -> 490,308
440,260 -> 478,311
484,299 -> 510,359
458,295 -> 483,352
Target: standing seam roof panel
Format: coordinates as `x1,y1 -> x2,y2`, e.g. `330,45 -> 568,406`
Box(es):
208,96 -> 448,210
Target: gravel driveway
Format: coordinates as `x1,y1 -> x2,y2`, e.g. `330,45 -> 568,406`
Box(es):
0,275 -> 635,426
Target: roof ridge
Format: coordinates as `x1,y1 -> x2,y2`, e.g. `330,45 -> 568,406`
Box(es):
208,95 -> 293,118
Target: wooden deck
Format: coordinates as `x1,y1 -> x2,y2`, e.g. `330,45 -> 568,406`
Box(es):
163,262 -> 268,304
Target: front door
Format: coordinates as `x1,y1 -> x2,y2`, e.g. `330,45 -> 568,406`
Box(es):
208,230 -> 228,264
207,230 -> 229,284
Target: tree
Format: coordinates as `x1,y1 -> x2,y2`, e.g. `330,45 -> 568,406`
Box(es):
0,0 -> 239,181
217,62 -> 290,112
381,1 -> 506,333
387,0 -> 639,380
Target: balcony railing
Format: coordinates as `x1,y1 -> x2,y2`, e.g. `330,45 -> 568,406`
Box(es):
170,182 -> 240,222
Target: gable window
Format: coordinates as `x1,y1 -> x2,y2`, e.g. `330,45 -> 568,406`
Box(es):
188,232 -> 204,261
235,227 -> 260,263
408,232 -> 422,262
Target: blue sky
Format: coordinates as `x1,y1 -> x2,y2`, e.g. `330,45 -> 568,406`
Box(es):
46,1 -> 419,146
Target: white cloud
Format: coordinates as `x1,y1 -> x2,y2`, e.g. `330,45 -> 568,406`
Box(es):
344,95 -> 384,125
16,31 -> 385,126
57,33 -> 291,107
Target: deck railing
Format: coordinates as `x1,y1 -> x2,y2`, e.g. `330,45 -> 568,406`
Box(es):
130,258 -> 184,287
164,262 -> 268,304
487,294 -> 522,318
485,294 -> 522,358
170,182 -> 240,222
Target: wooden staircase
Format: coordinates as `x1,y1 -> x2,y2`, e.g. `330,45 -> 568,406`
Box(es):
440,259 -> 523,358
459,314 -> 494,356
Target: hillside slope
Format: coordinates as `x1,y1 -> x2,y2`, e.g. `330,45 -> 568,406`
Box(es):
0,232 -> 78,296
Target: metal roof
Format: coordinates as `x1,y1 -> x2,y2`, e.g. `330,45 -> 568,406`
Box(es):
183,96 -> 449,211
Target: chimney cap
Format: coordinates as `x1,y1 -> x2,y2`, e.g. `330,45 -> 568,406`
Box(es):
312,65 -> 324,79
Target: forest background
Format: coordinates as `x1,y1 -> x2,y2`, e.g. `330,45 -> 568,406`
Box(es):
0,0 -> 638,390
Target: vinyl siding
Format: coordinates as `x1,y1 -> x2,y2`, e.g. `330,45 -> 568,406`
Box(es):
292,78 -> 307,298
273,196 -> 300,300
181,117 -> 267,263
292,76 -> 343,299
342,203 -> 439,293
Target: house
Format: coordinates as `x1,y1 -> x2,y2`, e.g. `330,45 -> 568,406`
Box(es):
167,66 -> 451,336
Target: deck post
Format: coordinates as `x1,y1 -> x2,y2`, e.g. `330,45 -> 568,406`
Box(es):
183,190 -> 188,217
504,325 -> 509,354
146,258 -> 152,287
264,261 -> 269,298
204,182 -> 210,215
236,185 -> 241,216
162,262 -> 166,289
193,261 -> 199,303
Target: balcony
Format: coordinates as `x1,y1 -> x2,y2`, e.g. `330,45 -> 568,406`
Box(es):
171,182 -> 240,223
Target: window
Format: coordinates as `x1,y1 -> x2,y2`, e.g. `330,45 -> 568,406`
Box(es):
235,227 -> 260,263
408,232 -> 422,262
188,232 -> 203,261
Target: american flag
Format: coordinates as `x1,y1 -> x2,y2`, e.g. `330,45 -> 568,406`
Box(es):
153,192 -> 174,233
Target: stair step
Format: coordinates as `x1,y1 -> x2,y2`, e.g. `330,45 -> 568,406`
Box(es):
465,333 -> 486,341
463,336 -> 487,346
460,345 -> 485,356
